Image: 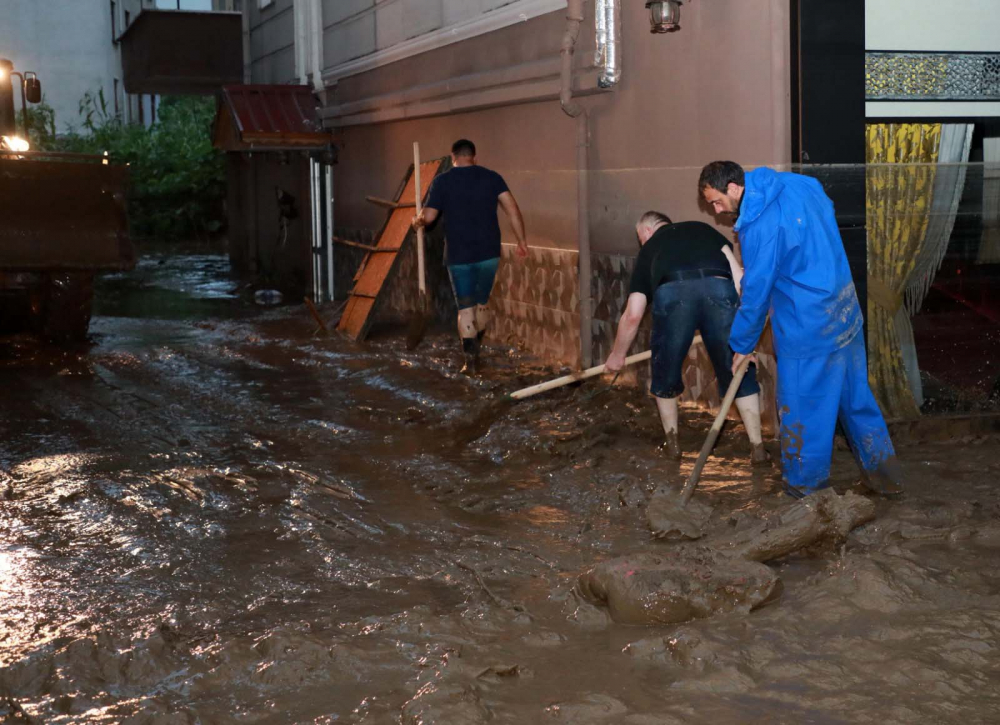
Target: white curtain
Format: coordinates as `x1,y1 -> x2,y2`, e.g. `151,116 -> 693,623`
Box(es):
978,137 -> 1000,265
899,123 -> 973,407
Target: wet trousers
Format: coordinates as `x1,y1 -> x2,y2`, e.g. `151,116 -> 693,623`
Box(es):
777,332 -> 895,490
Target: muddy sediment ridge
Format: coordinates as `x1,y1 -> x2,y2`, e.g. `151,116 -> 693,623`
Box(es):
2,256 -> 1000,722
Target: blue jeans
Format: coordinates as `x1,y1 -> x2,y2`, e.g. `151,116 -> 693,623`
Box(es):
777,332 -> 895,490
448,257 -> 500,309
649,277 -> 760,400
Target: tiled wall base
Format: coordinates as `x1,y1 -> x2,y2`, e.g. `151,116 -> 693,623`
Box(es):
490,244 -> 581,366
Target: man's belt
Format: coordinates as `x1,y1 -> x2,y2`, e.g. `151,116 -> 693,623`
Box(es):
659,268 -> 733,284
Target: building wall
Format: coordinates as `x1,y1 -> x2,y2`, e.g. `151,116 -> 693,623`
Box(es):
325,0 -> 790,369
0,0 -> 128,133
0,0 -> 229,133
248,0 -> 296,84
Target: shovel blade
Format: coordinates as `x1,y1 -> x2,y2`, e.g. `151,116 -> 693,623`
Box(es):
647,490 -> 713,540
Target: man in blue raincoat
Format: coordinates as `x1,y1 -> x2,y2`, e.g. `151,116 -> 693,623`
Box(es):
699,161 -> 903,498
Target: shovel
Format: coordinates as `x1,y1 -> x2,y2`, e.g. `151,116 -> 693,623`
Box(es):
509,350 -> 651,400
406,141 -> 431,350
647,354 -> 753,540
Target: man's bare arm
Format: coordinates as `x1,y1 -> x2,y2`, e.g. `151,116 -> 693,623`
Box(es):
721,245 -> 744,296
605,293 -> 648,372
498,191 -> 528,257
413,207 -> 440,228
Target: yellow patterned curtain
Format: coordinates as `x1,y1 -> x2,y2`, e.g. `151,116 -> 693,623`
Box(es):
866,123 -> 940,419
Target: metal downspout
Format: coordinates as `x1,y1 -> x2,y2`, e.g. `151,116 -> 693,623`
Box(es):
560,0 -> 592,368
241,1 -> 252,83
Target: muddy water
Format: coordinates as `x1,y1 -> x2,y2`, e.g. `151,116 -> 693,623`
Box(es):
1,253 -> 1000,722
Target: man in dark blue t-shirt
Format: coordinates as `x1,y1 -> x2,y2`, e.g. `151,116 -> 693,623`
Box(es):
414,139 -> 528,372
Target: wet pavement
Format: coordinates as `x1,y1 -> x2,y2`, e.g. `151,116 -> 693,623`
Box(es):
2,252 -> 1000,723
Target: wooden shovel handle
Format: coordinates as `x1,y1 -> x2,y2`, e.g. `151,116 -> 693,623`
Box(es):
680,354 -> 753,505
414,142 -> 426,297
510,351 -> 651,400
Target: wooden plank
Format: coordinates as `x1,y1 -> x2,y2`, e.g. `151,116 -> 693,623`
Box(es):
337,157 -> 446,341
366,195 -> 416,209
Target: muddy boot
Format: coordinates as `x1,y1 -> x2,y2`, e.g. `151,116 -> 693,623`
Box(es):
751,443 -> 772,467
659,431 -> 682,461
460,337 -> 480,375
860,456 -> 904,497
784,480 -> 831,499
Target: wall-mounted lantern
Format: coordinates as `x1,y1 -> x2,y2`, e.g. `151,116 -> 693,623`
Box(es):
645,1 -> 684,33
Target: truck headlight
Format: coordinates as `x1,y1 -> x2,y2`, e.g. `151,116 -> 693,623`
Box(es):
1,136 -> 31,152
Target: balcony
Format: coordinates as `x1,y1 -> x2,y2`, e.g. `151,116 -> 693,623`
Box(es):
120,9 -> 243,95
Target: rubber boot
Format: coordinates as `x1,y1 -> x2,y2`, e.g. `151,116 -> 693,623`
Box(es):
659,430 -> 682,461
751,443 -> 772,467
859,456 -> 904,497
461,336 -> 480,374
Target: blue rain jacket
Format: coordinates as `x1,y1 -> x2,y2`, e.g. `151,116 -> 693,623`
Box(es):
729,168 -> 863,359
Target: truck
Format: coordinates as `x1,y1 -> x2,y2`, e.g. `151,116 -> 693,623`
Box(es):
0,57 -> 134,342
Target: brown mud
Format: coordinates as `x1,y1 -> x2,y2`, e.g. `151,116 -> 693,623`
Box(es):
1,252 -> 1000,722
579,489 -> 875,625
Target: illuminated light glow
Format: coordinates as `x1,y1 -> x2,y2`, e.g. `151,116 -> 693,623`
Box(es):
1,135 -> 30,152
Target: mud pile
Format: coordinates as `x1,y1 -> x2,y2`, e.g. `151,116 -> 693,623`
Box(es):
2,255 -> 1000,722
578,490 -> 875,624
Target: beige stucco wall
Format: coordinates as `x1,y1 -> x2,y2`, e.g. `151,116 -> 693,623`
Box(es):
329,0 -> 791,254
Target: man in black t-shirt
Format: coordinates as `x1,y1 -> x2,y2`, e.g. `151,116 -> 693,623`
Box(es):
413,139 -> 528,372
604,211 -> 768,464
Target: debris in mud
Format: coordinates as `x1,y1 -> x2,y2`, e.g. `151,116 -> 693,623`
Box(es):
646,487 -> 714,540
577,489 -> 876,624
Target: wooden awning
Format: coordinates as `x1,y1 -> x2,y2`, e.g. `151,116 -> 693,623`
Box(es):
213,85 -> 333,152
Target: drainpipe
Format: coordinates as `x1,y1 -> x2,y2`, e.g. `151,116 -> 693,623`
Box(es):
294,1 -> 308,85
560,0 -> 592,368
241,2 -> 252,83
310,0 -> 324,92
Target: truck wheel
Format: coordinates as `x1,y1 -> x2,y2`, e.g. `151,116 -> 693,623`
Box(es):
40,272 -> 94,343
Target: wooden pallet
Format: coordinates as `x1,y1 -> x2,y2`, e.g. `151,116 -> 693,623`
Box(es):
337,156 -> 447,341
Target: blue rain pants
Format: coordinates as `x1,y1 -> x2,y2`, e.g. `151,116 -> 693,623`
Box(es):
777,331 -> 895,491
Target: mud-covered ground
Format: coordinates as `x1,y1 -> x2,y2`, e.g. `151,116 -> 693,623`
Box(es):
2,252 -> 1000,723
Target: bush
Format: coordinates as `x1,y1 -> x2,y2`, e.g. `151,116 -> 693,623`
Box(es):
39,91 -> 226,241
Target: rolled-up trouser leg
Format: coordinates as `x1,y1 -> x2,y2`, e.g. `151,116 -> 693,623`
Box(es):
776,349 -> 843,490
837,333 -> 895,471
475,305 -> 490,341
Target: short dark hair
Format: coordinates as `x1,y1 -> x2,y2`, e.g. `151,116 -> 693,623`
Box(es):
451,139 -> 476,158
638,211 -> 672,227
699,161 -> 744,193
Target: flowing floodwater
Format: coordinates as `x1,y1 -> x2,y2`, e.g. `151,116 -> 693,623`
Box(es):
1,251 -> 1000,723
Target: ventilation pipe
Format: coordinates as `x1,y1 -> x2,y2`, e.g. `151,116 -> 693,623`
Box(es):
595,0 -> 621,88
560,0 -> 593,368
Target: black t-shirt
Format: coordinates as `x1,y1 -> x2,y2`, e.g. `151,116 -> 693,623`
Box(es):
628,221 -> 734,298
425,165 -> 510,265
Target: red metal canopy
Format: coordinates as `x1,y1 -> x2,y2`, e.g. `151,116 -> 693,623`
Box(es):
214,85 -> 332,151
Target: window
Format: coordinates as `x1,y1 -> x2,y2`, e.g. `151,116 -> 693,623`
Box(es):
124,10 -> 130,29
113,79 -> 120,117
259,0 -> 273,9
110,0 -> 117,43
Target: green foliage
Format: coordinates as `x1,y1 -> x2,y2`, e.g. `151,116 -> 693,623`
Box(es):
18,100 -> 58,150
52,92 -> 225,241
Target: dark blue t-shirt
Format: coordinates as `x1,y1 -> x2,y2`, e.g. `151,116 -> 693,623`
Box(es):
425,165 -> 509,265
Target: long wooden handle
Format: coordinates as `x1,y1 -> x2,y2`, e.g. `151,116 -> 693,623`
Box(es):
679,354 -> 753,505
414,142 -> 426,296
510,350 -> 651,400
